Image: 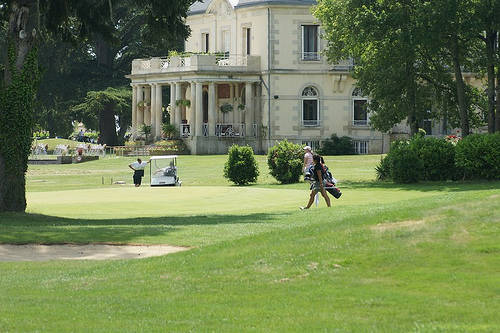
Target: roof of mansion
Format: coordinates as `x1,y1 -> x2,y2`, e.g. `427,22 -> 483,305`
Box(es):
189,0 -> 316,15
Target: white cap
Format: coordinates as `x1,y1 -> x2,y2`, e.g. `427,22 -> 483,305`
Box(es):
303,146 -> 311,151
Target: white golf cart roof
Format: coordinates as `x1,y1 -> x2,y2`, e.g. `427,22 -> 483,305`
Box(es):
150,155 -> 178,160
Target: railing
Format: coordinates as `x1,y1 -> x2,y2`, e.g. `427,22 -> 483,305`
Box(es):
332,58 -> 354,71
215,53 -> 248,66
160,58 -> 170,69
302,119 -> 320,127
252,124 -> 258,138
180,124 -> 191,137
301,52 -> 321,61
353,119 -> 369,126
202,123 -> 209,137
216,123 -> 245,137
131,54 -> 260,74
180,56 -> 191,67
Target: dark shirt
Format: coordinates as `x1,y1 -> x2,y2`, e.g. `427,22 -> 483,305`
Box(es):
313,163 -> 324,181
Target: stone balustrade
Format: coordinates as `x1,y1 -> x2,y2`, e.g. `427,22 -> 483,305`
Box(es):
132,54 -> 261,74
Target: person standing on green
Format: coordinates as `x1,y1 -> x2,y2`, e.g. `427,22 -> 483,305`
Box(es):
129,158 -> 150,187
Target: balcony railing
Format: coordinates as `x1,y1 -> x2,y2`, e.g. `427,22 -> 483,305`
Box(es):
353,119 -> 369,126
216,123 -> 245,137
301,52 -> 321,61
302,119 -> 320,127
131,54 -> 260,74
180,124 -> 190,137
331,59 -> 355,71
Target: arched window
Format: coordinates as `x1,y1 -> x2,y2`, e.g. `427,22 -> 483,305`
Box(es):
302,86 -> 319,126
352,88 -> 368,126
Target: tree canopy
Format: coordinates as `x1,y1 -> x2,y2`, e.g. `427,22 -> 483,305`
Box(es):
314,0 -> 499,136
0,0 -> 197,212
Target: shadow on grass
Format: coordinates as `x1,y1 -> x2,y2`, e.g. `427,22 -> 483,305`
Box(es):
0,212 -> 292,245
254,180 -> 500,192
0,211 -> 289,227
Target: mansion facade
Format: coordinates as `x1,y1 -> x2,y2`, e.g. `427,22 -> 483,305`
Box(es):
127,0 -> 443,154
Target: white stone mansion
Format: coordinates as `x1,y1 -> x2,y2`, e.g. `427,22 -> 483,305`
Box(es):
127,0 -> 397,154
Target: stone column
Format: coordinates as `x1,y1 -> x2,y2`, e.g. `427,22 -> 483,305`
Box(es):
195,82 -> 203,137
137,86 -> 144,128
175,82 -> 182,128
169,83 -> 176,126
190,81 -> 196,137
208,82 -> 216,136
132,85 -> 137,136
245,82 -> 254,137
155,84 -> 163,140
145,86 -> 151,126
150,84 -> 156,138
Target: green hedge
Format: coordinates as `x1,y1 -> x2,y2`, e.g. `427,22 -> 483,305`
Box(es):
455,133 -> 500,180
318,134 -> 355,155
376,133 -> 499,183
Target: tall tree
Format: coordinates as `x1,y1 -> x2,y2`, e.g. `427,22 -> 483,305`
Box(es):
474,0 -> 500,133
71,87 -> 131,146
314,0 -> 434,135
0,0 -> 196,212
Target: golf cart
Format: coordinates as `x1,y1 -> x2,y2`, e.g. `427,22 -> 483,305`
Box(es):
150,155 -> 181,186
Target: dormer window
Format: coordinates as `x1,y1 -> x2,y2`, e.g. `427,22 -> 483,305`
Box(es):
302,25 -> 320,61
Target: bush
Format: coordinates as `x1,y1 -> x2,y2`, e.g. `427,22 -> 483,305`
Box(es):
375,155 -> 391,180
389,141 -> 424,183
318,134 -> 355,155
411,136 -> 456,181
267,140 -> 303,184
223,145 -> 259,185
455,133 -> 500,180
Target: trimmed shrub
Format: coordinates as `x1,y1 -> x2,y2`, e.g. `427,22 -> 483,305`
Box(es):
455,133 -> 500,180
318,134 -> 355,155
389,141 -> 424,183
411,136 -> 456,181
223,145 -> 259,185
267,140 -> 303,184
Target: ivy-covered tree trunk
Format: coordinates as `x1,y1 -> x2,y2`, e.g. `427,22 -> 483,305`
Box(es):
0,0 -> 39,212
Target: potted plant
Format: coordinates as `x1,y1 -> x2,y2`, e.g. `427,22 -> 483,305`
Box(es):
220,103 -> 234,113
238,103 -> 246,111
175,99 -> 191,108
162,123 -> 177,139
140,124 -> 152,144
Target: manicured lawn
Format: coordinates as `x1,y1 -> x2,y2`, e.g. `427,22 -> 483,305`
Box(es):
1,155 -> 499,331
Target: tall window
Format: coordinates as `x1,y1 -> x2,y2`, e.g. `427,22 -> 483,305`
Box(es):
353,140 -> 368,154
243,27 -> 251,55
302,25 -> 319,61
302,86 -> 319,126
222,30 -> 230,56
202,33 -> 209,53
352,88 -> 368,126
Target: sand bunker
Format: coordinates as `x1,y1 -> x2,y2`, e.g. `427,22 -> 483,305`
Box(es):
0,244 -> 190,262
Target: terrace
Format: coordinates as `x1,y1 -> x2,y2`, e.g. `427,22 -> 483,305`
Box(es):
131,54 -> 261,75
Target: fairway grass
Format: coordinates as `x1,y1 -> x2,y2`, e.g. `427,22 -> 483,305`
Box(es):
1,155 -> 499,331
